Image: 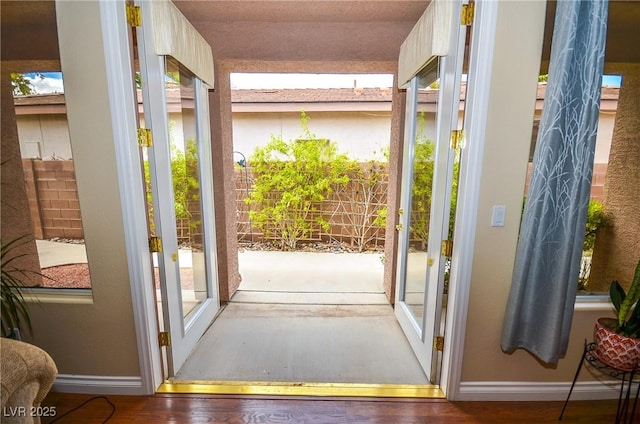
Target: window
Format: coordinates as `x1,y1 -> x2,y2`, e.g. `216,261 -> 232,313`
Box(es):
11,71 -> 93,290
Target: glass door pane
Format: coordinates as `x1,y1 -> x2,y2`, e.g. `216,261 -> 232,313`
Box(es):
399,62 -> 439,334
164,58 -> 210,322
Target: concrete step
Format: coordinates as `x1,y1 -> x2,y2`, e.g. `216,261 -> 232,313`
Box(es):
230,290 -> 389,305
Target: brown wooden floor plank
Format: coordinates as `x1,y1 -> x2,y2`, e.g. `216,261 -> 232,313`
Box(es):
41,392 -> 634,423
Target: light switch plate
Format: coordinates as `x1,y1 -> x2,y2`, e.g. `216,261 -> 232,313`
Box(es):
491,205 -> 506,227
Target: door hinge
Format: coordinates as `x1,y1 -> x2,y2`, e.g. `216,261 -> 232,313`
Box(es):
461,2 -> 475,26
149,236 -> 163,253
441,239 -> 453,258
126,4 -> 142,27
159,331 -> 171,347
434,336 -> 444,352
450,129 -> 464,150
138,128 -> 153,147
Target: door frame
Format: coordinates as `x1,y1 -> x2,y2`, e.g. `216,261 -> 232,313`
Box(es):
438,0 -> 499,399
99,0 -> 163,394
100,0 -> 499,397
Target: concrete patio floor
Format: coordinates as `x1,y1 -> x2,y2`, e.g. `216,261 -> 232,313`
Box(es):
235,250 -> 388,305
176,250 -> 428,384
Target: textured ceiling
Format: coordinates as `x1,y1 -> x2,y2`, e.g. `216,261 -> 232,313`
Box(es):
1,1 -> 639,68
172,0 -> 430,63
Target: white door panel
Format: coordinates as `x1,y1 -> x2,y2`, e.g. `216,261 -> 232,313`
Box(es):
395,0 -> 466,384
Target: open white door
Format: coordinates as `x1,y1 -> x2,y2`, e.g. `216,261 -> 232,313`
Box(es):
136,0 -> 220,377
394,0 -> 466,384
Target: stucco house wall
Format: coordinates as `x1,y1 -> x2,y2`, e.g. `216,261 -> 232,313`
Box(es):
15,86 -> 616,165
232,110 -> 392,161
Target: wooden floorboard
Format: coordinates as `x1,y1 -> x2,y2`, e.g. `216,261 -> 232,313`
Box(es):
39,392 -> 636,423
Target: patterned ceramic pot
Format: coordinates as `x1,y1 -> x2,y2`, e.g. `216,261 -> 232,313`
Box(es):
594,317 -> 640,372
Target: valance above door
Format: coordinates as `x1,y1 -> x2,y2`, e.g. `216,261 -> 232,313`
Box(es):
147,0 -> 215,87
398,0 -> 454,88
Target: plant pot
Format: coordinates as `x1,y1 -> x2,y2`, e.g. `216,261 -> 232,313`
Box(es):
593,317 -> 640,372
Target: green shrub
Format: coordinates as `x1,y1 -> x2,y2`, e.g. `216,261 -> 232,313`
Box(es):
143,137 -> 201,237
246,112 -> 351,250
584,199 -> 608,252
410,138 -> 435,249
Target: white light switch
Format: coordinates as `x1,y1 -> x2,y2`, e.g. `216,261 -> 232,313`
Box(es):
491,205 -> 506,227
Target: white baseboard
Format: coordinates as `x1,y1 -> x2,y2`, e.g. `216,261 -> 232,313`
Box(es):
53,374 -> 145,396
456,380 -> 628,401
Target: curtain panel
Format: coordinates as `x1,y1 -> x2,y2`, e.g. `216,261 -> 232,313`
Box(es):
501,0 -> 608,364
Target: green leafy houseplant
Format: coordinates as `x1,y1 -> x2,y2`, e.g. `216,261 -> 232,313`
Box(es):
609,259 -> 640,338
1,235 -> 37,338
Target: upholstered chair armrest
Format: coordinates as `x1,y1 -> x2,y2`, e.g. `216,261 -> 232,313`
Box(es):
1,338 -> 58,424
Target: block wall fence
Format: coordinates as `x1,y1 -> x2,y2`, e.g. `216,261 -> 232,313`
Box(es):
23,159 -> 609,246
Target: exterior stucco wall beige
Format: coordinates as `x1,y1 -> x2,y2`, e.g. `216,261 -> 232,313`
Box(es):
16,114 -> 72,159
210,62 -> 241,302
1,68 -> 41,286
590,64 -> 640,292
232,111 -> 392,161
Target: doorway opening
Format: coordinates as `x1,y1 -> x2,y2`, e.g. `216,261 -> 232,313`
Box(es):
168,72 -> 451,391
171,72 -> 437,387
231,72 -> 392,305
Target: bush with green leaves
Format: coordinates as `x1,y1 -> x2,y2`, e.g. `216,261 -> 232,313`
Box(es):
246,112 -> 351,250
143,137 -> 202,241
374,112 -> 438,250
171,140 -> 201,223
410,138 -> 435,250
584,199 -> 608,252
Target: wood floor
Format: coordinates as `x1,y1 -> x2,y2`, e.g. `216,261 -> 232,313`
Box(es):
41,392 -> 635,423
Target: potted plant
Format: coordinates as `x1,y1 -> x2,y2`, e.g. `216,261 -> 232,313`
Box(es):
1,235 -> 36,338
594,259 -> 640,371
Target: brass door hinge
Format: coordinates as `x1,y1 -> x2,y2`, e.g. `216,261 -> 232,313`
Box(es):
441,239 -> 453,258
434,336 -> 444,352
159,331 -> 171,347
461,2 -> 475,26
126,4 -> 142,27
149,236 -> 163,253
138,128 -> 153,147
450,129 -> 464,150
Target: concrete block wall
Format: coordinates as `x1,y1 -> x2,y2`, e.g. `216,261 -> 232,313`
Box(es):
23,159 -> 84,240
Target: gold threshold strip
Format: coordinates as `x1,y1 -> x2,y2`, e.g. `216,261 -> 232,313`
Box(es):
158,380 -> 444,398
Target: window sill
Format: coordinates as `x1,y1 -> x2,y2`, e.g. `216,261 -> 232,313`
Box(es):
23,288 -> 93,305
575,295 -> 612,312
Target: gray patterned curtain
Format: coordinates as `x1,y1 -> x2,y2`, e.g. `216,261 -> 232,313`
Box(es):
501,0 -> 608,364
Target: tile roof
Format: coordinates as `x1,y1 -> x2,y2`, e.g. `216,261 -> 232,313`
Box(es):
13,84 -> 619,107
231,87 -> 396,103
